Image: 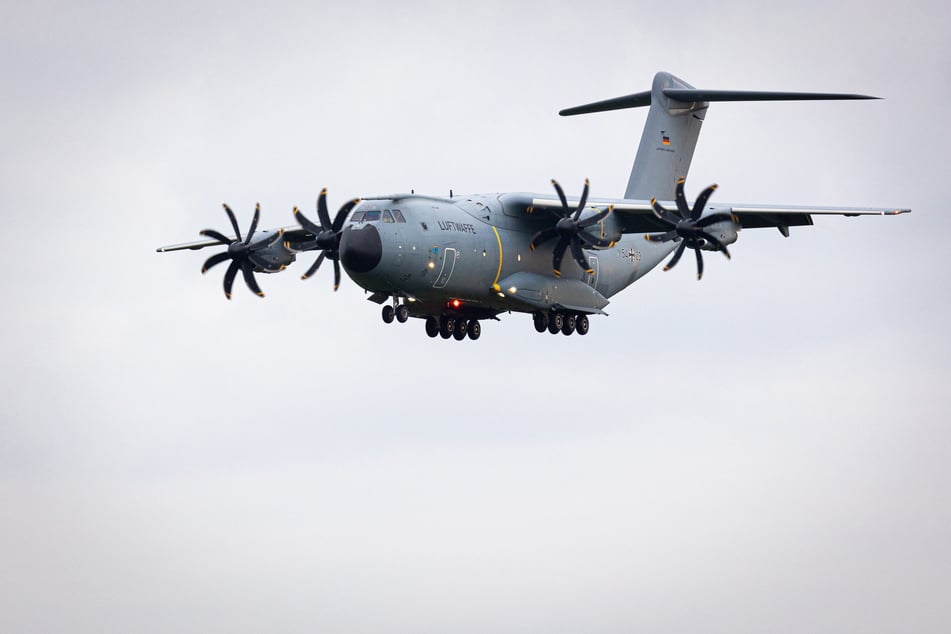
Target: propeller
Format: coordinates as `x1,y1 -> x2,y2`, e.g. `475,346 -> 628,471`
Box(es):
290,188 -> 360,291
529,179 -> 615,277
200,203 -> 285,299
645,177 -> 737,280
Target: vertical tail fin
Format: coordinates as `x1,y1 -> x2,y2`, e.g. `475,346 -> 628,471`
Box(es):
624,72 -> 706,201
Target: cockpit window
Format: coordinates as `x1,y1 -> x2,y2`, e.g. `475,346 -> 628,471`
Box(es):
363,210 -> 381,222
392,209 -> 406,223
349,210 -> 365,223
382,209 -> 395,223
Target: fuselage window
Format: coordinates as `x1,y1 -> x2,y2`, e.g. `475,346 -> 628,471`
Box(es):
382,210 -> 395,223
363,210 -> 381,222
349,210 -> 365,223
393,209 -> 406,223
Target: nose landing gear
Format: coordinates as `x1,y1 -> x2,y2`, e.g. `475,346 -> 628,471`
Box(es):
381,299 -> 410,324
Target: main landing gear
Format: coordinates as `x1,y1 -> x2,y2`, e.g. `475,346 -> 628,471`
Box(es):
533,311 -> 590,336
425,315 -> 481,341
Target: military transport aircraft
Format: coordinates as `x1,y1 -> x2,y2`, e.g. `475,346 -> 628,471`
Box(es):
157,71 -> 909,341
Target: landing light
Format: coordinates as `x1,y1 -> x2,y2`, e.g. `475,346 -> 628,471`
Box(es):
427,261 -> 435,269
507,286 -> 517,294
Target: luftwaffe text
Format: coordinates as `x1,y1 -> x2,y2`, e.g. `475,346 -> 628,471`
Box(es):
437,221 -> 477,234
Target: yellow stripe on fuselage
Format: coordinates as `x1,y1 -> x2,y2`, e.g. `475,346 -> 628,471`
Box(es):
491,226 -> 503,290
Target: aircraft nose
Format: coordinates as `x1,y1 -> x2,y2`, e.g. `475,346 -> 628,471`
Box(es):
339,223 -> 383,273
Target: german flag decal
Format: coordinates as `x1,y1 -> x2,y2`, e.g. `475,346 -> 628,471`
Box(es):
661,132 -> 671,145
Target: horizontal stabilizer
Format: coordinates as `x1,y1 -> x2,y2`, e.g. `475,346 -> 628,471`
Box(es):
560,89 -> 878,116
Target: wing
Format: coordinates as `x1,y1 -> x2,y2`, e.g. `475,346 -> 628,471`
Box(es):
528,197 -> 910,234
725,204 -> 909,233
156,225 -> 312,252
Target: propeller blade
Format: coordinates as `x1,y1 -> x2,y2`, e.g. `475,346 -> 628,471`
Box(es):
201,251 -> 231,274
316,188 -> 332,229
332,258 -> 341,291
244,203 -> 260,245
551,180 -> 569,215
691,184 -> 718,220
695,212 -> 736,228
332,199 -> 360,233
650,199 -> 681,226
695,248 -> 704,280
569,237 -> 593,273
249,228 -> 284,251
529,227 -> 559,251
644,230 -> 679,243
578,229 -> 615,248
551,238 -> 569,277
294,205 -> 324,235
223,259 -> 240,299
199,229 -> 233,245
674,177 -> 690,219
301,251 -> 326,280
241,260 -> 265,297
578,204 -> 614,229
699,231 -> 732,259
572,178 -> 590,220
663,241 -> 687,271
223,204 -> 242,242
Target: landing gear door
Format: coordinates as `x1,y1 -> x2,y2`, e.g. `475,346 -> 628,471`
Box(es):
584,255 -> 599,288
433,247 -> 458,288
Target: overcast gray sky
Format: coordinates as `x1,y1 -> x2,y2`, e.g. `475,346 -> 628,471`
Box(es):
2,0 -> 949,632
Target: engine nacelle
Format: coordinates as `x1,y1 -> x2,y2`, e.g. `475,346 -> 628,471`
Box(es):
581,206 -> 623,247
697,217 -> 739,251
249,230 -> 298,272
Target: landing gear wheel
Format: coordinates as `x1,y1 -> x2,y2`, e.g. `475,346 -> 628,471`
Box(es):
395,304 -> 409,323
439,317 -> 454,339
453,318 -> 468,340
548,312 -> 564,334
468,320 -> 481,340
562,313 -> 576,336
382,305 -> 395,324
425,316 -> 439,338
533,312 -> 548,333
576,314 -> 590,335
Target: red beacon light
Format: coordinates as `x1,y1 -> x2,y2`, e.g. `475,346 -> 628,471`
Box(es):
448,299 -> 462,309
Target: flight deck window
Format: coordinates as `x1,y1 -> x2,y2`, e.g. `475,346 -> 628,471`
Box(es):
382,210 -> 395,223
363,210 -> 381,221
393,210 -> 406,223
349,210 -> 365,223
